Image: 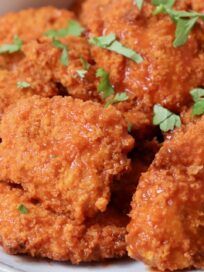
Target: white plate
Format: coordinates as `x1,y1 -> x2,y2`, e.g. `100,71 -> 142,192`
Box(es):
0,1 -> 202,272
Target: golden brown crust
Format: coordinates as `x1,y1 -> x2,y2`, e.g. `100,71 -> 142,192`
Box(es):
80,0 -> 204,134
127,117 -> 204,271
0,182 -> 127,263
0,7 -> 75,43
0,96 -> 134,222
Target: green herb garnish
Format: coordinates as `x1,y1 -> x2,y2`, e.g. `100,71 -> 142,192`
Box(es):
153,104 -> 181,132
105,92 -> 128,108
52,38 -> 69,66
190,88 -> 204,116
17,81 -> 31,89
89,33 -> 143,64
134,0 -> 144,10
18,204 -> 29,214
152,0 -> 204,47
76,56 -> 91,78
76,69 -> 87,78
96,68 -> 129,106
96,68 -> 114,98
80,56 -> 90,71
128,123 -> 133,133
0,35 -> 23,54
45,20 -> 84,38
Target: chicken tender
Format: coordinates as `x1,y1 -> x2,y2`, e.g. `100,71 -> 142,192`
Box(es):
127,117 -> 204,271
0,96 -> 134,222
0,182 -> 127,263
80,0 -> 204,135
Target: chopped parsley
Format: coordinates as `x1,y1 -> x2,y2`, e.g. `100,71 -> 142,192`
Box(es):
0,35 -> 23,54
52,38 -> 69,66
45,20 -> 84,38
173,17 -> 198,47
89,33 -> 143,64
134,0 -> 144,11
152,0 -> 204,47
96,68 -> 114,98
18,204 -> 29,214
190,88 -> 204,116
128,123 -> 133,133
105,92 -> 128,108
76,56 -> 91,78
153,104 -> 181,132
17,81 -> 31,89
76,69 -> 87,78
80,56 -> 90,71
96,68 -> 129,107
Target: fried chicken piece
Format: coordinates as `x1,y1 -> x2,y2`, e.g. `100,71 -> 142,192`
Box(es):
0,69 -> 58,118
0,7 -> 75,43
127,117 -> 204,271
0,7 -> 76,71
0,182 -> 127,263
111,139 -> 160,214
17,37 -> 98,101
0,96 -> 134,222
80,0 -> 204,135
0,35 -> 97,115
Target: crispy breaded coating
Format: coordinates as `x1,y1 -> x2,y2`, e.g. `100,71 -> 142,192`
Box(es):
127,117 -> 204,271
0,182 -> 127,263
80,0 -> 204,134
0,36 -> 97,116
0,69 -> 58,117
0,7 -> 76,71
0,96 -> 134,222
17,37 -> 98,100
0,7 -> 75,43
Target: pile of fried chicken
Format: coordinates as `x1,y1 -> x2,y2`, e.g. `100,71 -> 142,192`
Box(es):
0,0 -> 203,271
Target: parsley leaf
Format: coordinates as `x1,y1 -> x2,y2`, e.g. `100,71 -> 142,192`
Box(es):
45,20 -> 84,38
105,92 -> 129,108
89,33 -> 143,64
76,69 -> 87,78
76,57 -> 90,78
128,123 -> 133,133
17,81 -> 31,89
153,104 -> 181,132
52,39 -> 69,66
152,0 -> 175,8
134,0 -> 144,11
0,35 -> 23,54
18,204 -> 29,214
173,17 -> 198,47
152,0 -> 204,47
108,41 -> 144,63
89,33 -> 116,48
191,88 -> 204,102
190,88 -> 204,116
80,56 -> 90,71
105,92 -> 128,107
96,68 -> 114,98
96,68 -> 129,107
